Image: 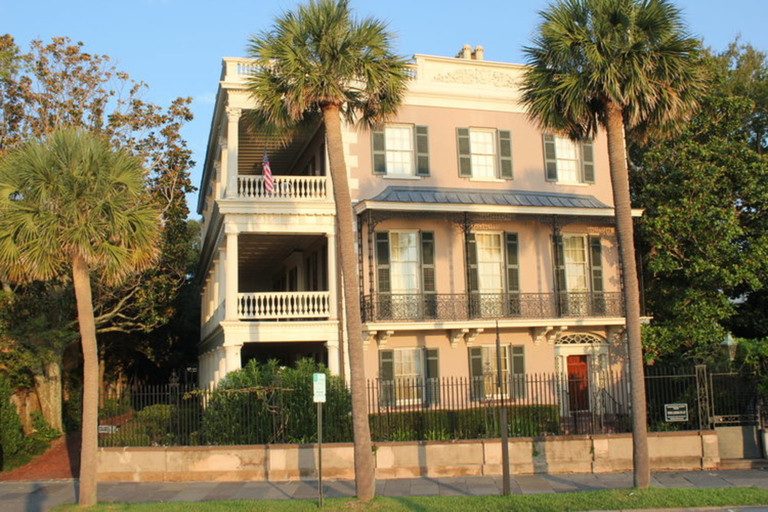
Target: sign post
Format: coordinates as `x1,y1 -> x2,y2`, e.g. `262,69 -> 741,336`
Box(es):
313,373 -> 326,508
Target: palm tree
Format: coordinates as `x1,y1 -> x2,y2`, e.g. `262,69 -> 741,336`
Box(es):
0,128 -> 160,506
245,0 -> 408,500
521,0 -> 705,488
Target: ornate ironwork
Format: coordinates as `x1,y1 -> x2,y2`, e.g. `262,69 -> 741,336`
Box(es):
361,292 -> 624,323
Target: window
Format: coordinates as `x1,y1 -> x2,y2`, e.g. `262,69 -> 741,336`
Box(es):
457,128 -> 513,180
468,232 -> 519,318
376,231 -> 435,320
553,235 -> 604,316
543,134 -> 595,183
379,348 -> 439,405
469,345 -> 525,400
372,124 -> 429,176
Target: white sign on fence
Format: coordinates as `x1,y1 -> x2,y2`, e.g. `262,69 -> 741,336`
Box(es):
313,372 -> 326,403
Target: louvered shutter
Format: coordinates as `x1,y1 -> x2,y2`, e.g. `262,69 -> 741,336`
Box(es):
505,233 -> 520,316
469,347 -> 485,401
376,232 -> 391,319
372,129 -> 386,175
589,236 -> 605,314
420,231 -> 436,319
416,126 -> 430,176
457,128 -> 472,177
552,235 -> 566,315
379,350 -> 394,406
543,134 -> 558,181
581,140 -> 595,183
498,130 -> 513,179
425,348 -> 439,405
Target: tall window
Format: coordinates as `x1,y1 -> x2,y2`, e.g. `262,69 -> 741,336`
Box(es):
379,348 -> 439,405
372,124 -> 429,176
543,134 -> 595,183
553,235 -> 605,316
563,236 -> 589,293
457,128 -> 513,180
468,232 -> 520,318
376,231 -> 436,320
469,345 -> 525,400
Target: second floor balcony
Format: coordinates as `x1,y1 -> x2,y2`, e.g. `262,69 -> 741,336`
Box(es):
361,291 -> 624,323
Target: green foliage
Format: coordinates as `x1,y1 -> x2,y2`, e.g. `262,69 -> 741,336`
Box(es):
200,359 -> 352,445
30,411 -> 62,442
0,374 -> 24,460
633,41 -> 768,366
369,405 -> 561,442
99,395 -> 132,420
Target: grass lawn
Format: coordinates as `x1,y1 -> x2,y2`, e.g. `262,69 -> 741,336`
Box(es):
51,487 -> 768,511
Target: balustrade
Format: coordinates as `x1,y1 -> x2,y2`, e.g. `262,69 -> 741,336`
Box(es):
237,291 -> 331,320
237,175 -> 328,201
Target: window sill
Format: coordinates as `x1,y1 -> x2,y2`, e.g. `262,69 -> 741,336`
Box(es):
383,175 -> 422,180
468,177 -> 507,183
554,181 -> 591,187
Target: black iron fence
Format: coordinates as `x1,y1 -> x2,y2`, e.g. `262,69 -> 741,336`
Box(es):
360,292 -> 624,323
97,367 -> 761,447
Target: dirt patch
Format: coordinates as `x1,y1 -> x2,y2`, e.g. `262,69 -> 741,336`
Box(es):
0,433 -> 80,481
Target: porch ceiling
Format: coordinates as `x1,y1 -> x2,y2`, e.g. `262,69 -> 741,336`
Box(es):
238,117 -> 320,177
238,234 -> 325,274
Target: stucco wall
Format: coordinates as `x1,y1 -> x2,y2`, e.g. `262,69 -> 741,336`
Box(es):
98,431 -> 719,482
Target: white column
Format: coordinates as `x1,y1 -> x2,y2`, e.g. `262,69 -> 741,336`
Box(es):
217,138 -> 227,200
224,345 -> 242,374
225,107 -> 242,198
217,348 -> 227,384
224,228 -> 239,320
326,340 -> 339,375
327,234 -> 338,319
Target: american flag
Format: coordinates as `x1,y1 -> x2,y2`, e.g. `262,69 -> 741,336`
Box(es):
262,148 -> 274,194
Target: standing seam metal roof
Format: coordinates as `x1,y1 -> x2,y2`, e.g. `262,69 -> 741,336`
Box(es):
367,187 -> 610,209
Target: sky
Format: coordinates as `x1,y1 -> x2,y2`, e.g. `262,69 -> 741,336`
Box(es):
4,0 -> 768,215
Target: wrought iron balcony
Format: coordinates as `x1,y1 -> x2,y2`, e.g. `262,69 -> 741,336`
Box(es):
360,292 -> 624,323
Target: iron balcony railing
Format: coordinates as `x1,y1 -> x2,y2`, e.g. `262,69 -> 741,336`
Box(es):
361,291 -> 624,323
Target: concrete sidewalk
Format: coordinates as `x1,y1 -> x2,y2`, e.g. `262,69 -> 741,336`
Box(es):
1,469 -> 767,512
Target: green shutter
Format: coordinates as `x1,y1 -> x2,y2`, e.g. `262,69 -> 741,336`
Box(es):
376,232 -> 391,293
469,347 -> 485,400
505,233 -> 520,317
543,134 -> 558,181
425,348 -> 439,405
589,236 -> 605,314
582,140 -> 595,183
457,127 -> 472,177
553,234 -> 566,294
467,233 -> 478,292
505,233 -> 519,293
379,350 -> 394,406
510,346 -> 526,399
498,130 -> 513,179
372,128 -> 386,175
416,125 -> 430,176
421,231 -> 437,319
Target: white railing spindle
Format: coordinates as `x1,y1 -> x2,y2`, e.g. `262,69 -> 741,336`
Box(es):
237,291 -> 331,320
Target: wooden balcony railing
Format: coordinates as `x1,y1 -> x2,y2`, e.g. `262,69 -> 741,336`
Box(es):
237,176 -> 329,200
361,292 -> 624,323
237,291 -> 331,320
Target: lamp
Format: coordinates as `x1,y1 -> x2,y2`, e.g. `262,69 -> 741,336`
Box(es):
721,332 -> 738,362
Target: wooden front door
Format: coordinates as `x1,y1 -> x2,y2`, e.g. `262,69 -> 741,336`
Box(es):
567,355 -> 589,411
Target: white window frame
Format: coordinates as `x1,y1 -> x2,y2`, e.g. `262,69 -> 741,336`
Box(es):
469,128 -> 498,180
384,124 -> 416,177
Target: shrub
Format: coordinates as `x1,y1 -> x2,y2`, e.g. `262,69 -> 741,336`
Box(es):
0,375 -> 25,461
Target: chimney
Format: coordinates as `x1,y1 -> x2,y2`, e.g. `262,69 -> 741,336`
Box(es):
472,45 -> 484,61
457,44 -> 472,59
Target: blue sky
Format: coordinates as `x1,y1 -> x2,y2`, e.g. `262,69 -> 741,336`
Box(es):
5,0 -> 767,214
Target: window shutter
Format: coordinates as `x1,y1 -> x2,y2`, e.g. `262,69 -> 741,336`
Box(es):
376,232 -> 391,293
416,125 -> 430,176
425,348 -> 439,405
457,128 -> 472,177
505,233 -> 520,317
421,231 -> 437,319
581,140 -> 595,183
510,346 -> 526,399
372,129 -> 387,175
589,236 -> 605,314
505,233 -> 519,293
376,232 -> 391,320
543,134 -> 558,181
379,350 -> 394,406
469,347 -> 485,401
552,235 -> 566,316
498,130 -> 513,179
467,233 -> 479,293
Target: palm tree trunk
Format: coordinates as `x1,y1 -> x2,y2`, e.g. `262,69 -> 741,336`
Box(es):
321,104 -> 375,501
605,101 -> 650,488
72,254 -> 99,506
